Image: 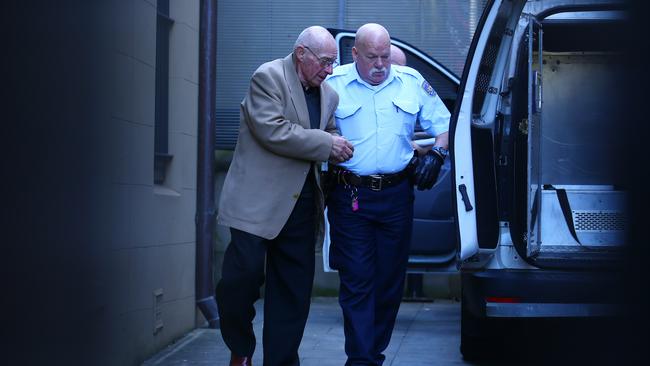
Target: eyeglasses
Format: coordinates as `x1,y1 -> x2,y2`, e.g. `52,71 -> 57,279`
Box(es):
303,46 -> 338,69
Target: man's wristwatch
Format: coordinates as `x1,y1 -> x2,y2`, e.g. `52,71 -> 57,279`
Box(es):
431,146 -> 449,160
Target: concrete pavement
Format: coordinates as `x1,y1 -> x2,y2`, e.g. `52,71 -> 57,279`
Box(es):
142,297 -> 470,366
142,297 -> 623,365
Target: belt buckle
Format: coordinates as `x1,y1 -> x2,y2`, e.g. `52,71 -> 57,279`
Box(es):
369,174 -> 383,191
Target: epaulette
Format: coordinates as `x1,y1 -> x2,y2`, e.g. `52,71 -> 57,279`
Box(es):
393,65 -> 422,80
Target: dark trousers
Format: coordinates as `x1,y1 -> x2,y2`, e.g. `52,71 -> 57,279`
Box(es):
216,195 -> 316,366
327,180 -> 414,366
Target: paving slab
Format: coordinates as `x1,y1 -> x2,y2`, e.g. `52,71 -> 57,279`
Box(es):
143,298 -> 469,366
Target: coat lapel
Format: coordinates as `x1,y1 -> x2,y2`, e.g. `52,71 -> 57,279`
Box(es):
283,54 -> 310,129
318,84 -> 331,130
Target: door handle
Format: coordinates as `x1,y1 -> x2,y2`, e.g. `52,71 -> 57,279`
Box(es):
458,184 -> 474,212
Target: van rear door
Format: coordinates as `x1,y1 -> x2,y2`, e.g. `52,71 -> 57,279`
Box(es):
451,0 -> 528,261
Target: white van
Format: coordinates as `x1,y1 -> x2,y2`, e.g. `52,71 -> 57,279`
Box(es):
330,0 -> 628,360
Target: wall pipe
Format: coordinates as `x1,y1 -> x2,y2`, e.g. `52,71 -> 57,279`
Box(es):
196,0 -> 219,328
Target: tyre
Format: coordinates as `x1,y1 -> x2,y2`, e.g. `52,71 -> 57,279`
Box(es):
460,286 -> 507,361
460,296 -> 492,361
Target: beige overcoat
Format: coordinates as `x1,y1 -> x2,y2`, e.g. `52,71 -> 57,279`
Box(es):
218,53 -> 339,245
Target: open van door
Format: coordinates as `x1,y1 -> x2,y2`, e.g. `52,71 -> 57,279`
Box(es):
451,0 -> 528,262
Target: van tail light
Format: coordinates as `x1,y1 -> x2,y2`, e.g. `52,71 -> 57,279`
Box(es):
485,297 -> 521,303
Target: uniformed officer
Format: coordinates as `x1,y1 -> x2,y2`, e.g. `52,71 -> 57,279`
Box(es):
325,23 -> 450,365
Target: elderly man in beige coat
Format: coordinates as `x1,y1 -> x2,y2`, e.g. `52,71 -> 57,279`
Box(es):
216,26 -> 353,366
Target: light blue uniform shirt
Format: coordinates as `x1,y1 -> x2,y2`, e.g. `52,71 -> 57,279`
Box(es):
326,63 -> 450,176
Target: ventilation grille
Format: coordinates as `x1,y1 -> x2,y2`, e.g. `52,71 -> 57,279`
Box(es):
573,210 -> 626,232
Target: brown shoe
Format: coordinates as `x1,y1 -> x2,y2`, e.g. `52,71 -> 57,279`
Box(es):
229,353 -> 252,366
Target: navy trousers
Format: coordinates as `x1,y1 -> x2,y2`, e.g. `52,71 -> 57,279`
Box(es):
327,180 -> 414,365
216,194 -> 316,366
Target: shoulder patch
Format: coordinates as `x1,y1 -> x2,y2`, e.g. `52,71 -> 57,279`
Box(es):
422,80 -> 435,96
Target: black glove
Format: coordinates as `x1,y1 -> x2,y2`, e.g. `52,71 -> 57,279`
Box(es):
413,149 -> 445,190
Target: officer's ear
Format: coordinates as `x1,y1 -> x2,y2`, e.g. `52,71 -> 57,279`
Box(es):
351,46 -> 358,62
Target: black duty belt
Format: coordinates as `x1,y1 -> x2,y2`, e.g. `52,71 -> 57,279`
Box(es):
328,165 -> 412,191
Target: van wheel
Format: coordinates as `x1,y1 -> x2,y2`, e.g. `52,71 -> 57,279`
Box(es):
460,294 -> 511,361
460,299 -> 487,360
460,333 -> 488,361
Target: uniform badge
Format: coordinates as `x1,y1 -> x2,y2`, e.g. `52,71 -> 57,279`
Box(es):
422,80 -> 436,96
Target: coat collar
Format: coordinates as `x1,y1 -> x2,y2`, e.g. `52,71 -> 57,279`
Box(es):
282,54 -> 310,129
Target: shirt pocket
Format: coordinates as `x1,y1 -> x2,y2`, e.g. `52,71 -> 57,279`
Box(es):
335,103 -> 362,120
391,98 -> 418,137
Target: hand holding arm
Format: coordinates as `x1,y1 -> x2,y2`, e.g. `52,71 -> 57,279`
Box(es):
329,135 -> 354,163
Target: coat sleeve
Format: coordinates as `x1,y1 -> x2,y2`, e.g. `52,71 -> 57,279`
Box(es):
242,68 -> 333,162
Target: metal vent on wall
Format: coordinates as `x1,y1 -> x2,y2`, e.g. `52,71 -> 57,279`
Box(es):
573,210 -> 627,232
